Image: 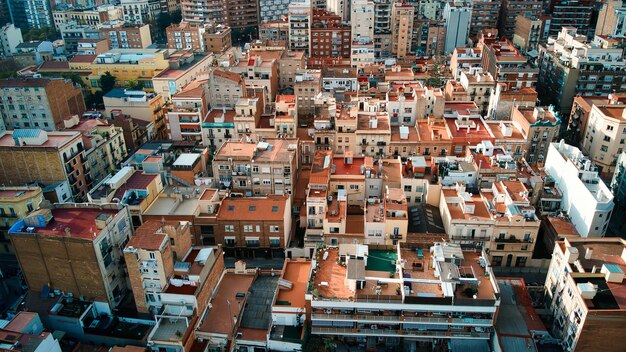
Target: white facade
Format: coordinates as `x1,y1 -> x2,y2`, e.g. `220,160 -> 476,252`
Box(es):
288,0 -> 312,55
0,24 -> 23,56
544,141 -> 614,237
351,0 -> 375,43
443,2 -> 472,54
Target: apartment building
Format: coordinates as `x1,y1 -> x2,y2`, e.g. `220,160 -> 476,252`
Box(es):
52,4 -> 123,28
545,141 -> 614,237
372,0 -> 393,59
259,21 -> 290,43
202,108 -> 235,151
511,106 -> 561,164
442,1 -> 471,54
307,243 -> 500,350
0,186 -> 43,254
513,14 -> 543,52
390,3 -> 413,58
351,0 -> 375,46
498,0 -> 541,40
88,166 -> 163,226
215,195 -> 292,258
537,27 -> 626,118
469,0 -> 500,39
225,0 -> 259,42
458,71 -> 495,116
6,0 -> 53,30
294,70 -> 322,120
229,52 -> 280,101
87,48 -> 172,91
310,9 -> 351,59
9,203 -> 132,307
611,150 -> 626,206
100,21 -> 152,49
259,0 -> 290,23
482,38 -> 538,91
0,130 -> 89,201
0,78 -> 85,131
288,0 -> 312,55
213,139 -> 298,196
0,23 -> 23,56
121,0 -> 161,25
440,183 -> 494,249
544,237 -> 626,351
180,0 -> 225,24
596,0 -> 626,37
207,69 -> 245,109
450,47 -> 482,79
278,51 -> 305,89
103,88 -> 167,138
203,24 -> 232,54
66,118 -> 128,188
152,51 -> 215,101
580,102 -> 626,177
545,0 -> 595,38
167,81 -> 207,142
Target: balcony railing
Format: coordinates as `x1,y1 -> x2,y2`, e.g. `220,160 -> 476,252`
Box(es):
310,327 -> 490,339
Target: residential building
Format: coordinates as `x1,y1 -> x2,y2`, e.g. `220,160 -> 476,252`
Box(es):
537,27 -> 626,118
152,51 -> 215,101
212,139 -> 298,196
511,106 -> 561,164
469,0 -> 500,39
442,1 -> 471,54
307,243 -> 500,350
111,112 -> 152,150
207,69 -> 246,108
310,9 -> 351,59
278,50 -> 305,89
9,203 -> 133,307
513,14 -> 543,52
57,22 -> 102,54
294,69 -> 322,121
259,0 -> 290,23
5,0 -> 53,30
351,0 -> 375,46
0,77 -> 85,131
229,52 -> 279,101
259,21 -> 290,43
0,186 -> 43,254
450,47 -> 482,79
203,23 -> 232,54
288,0 -> 312,55
13,41 -> 54,67
66,118 -> 128,187
482,38 -> 538,92
498,0 -> 541,40
52,4 -> 123,28
0,23 -> 22,56
166,80 -> 207,142
202,108 -> 235,151
0,130 -> 89,201
611,150 -> 626,206
0,312 -> 61,352
544,237 -> 626,351
545,0 -> 595,39
580,101 -> 626,177
596,0 -> 626,37
544,141 -> 614,237
225,0 -> 259,42
215,195 -> 292,257
180,0 -> 225,24
121,0 -> 161,26
99,21 -> 152,49
86,48 -> 172,91
103,88 -> 167,138
390,2 -> 413,58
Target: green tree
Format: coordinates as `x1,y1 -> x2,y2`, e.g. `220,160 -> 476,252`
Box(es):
23,27 -> 58,42
0,59 -> 20,78
99,71 -> 116,94
303,336 -> 336,352
126,80 -> 144,90
426,56 -> 445,88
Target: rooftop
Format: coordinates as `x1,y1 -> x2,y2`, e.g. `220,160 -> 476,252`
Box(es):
239,276 -> 279,333
217,195 -> 288,221
275,260 -> 311,310
198,273 -> 255,336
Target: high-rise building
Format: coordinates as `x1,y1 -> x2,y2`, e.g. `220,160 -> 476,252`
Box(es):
390,2 -> 413,58
9,203 -> 133,307
498,0 -> 542,40
373,0 -> 392,58
0,23 -> 22,56
180,0 -> 225,24
225,0 -> 259,42
288,0 -> 312,55
310,9 -> 351,59
6,0 -> 53,29
596,0 -> 626,37
546,0 -> 595,39
469,0 -> 500,39
442,1 -> 472,54
259,0 -> 290,23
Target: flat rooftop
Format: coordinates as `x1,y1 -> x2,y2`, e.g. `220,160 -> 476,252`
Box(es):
239,276 -> 279,333
13,208 -> 119,240
275,260 -> 311,310
198,273 -> 255,336
0,131 -> 81,149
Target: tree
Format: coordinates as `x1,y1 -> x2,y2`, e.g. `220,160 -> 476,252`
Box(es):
0,59 -> 20,79
126,80 -> 144,90
22,27 -> 58,42
99,72 -> 116,94
303,336 -> 336,352
426,56 -> 445,88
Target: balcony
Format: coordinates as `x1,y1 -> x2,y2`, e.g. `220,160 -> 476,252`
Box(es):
311,327 -> 490,339
494,236 -> 533,243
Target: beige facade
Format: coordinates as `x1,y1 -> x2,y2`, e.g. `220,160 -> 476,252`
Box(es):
390,3 -> 413,58
581,103 -> 626,177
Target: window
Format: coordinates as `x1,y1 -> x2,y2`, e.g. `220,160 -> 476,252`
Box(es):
269,238 -> 280,248
244,225 -> 253,232
246,239 -> 260,247
225,225 -> 235,232
350,184 -> 359,190
149,252 -> 155,259
27,203 -> 34,212
270,225 -> 280,232
224,238 -> 236,246
404,185 -> 411,192
496,244 -> 505,250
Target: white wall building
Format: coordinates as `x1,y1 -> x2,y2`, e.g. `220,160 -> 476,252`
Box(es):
0,24 -> 23,56
544,141 -> 614,237
443,1 -> 472,54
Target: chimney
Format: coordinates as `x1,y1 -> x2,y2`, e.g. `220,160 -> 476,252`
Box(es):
585,247 -> 593,260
